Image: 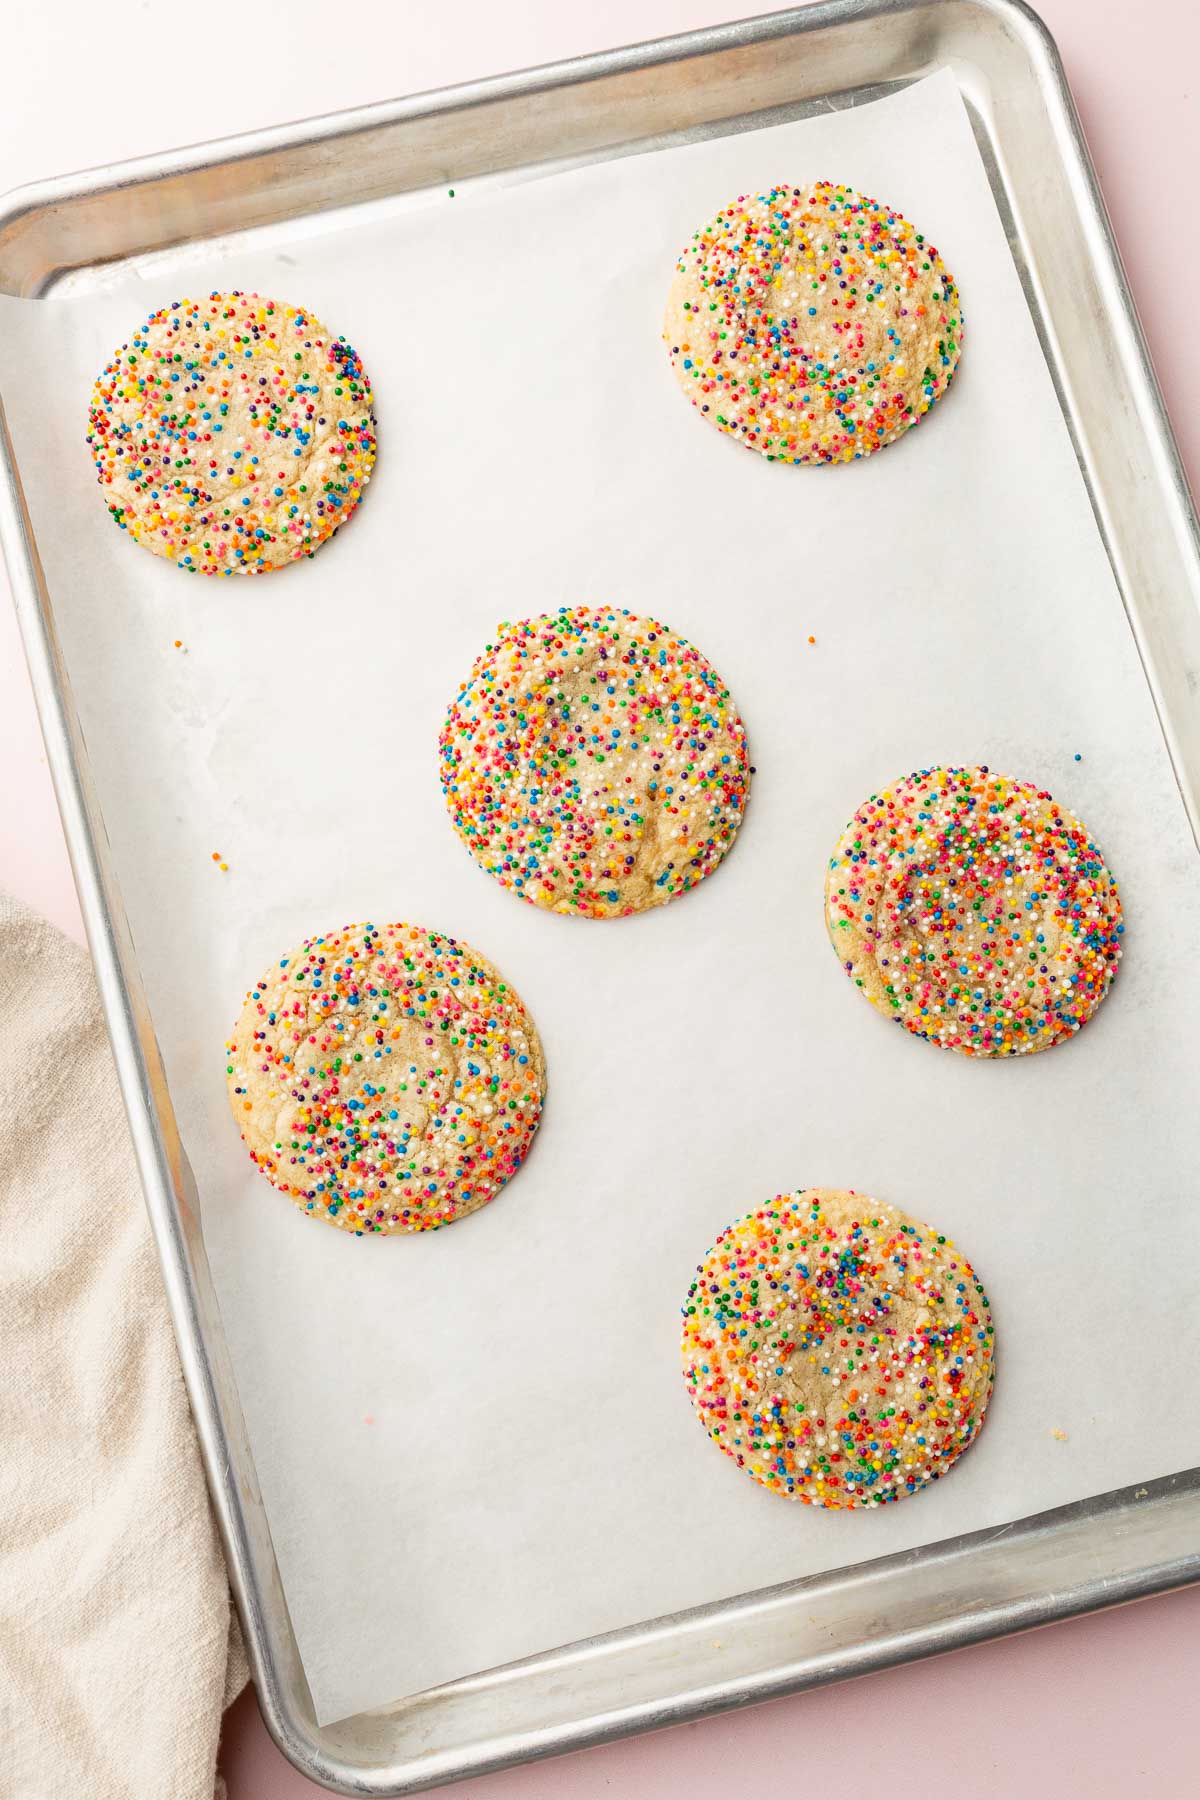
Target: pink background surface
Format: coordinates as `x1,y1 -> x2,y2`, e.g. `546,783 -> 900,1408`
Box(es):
3,2 -> 1197,1793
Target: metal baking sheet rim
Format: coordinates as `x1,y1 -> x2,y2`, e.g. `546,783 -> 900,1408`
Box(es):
3,2 -> 1200,1792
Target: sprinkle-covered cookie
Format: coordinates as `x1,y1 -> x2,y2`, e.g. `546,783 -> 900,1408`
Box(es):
226,922 -> 545,1234
87,292 -> 375,574
681,1188 -> 995,1507
825,766 -> 1123,1056
439,606 -> 751,918
664,181 -> 962,463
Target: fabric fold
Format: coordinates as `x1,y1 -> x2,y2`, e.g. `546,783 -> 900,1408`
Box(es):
0,893 -> 246,1800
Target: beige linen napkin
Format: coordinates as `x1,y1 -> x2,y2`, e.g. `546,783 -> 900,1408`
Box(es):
0,892 -> 247,1799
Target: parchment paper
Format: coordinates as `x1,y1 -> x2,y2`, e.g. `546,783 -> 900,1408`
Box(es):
4,72 -> 1199,1727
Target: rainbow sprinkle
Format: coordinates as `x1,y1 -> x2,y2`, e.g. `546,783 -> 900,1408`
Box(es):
439,606 -> 751,918
87,291 -> 376,574
681,1189 -> 995,1507
225,922 -> 546,1234
825,766 -> 1123,1055
664,181 -> 962,463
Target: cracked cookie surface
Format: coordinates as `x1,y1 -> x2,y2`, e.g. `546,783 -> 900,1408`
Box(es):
825,765 -> 1123,1056
87,291 -> 375,573
439,606 -> 750,918
681,1188 -> 995,1506
226,922 -> 545,1234
664,181 -> 962,464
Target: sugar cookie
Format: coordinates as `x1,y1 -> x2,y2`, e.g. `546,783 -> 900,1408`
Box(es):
664,181 -> 962,463
87,291 -> 375,573
825,766 -> 1123,1055
226,922 -> 545,1233
681,1188 -> 995,1506
439,606 -> 750,917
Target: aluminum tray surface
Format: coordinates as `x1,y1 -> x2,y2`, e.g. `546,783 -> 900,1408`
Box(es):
2,3 -> 1200,1793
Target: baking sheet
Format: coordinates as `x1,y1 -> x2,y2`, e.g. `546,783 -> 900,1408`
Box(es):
3,69 -> 1199,1727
